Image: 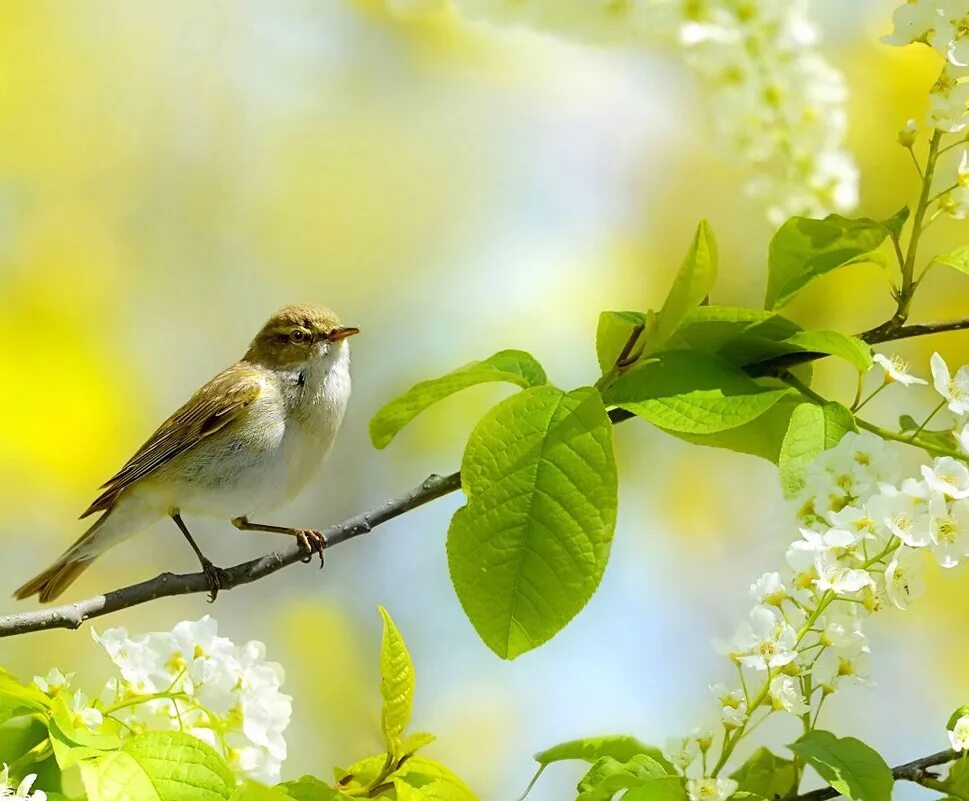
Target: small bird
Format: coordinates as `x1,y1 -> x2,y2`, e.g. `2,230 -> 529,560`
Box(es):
15,304 -> 359,603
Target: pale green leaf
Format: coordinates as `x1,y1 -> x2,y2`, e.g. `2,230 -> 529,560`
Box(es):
276,776 -> 349,801
648,220 -> 718,353
448,386 -> 617,659
396,756 -> 477,801
788,730 -> 892,801
779,402 -> 856,497
730,747 -> 797,799
369,350 -> 547,448
596,311 -> 647,374
602,351 -> 789,434
81,731 -> 235,801
378,606 -> 415,755
576,755 -> 676,801
779,331 -> 873,372
665,306 -> 801,360
766,214 -> 895,309
0,669 -> 50,721
535,736 -> 672,772
934,244 -> 969,277
400,732 -> 436,757
229,783 -> 294,801
945,757 -> 969,799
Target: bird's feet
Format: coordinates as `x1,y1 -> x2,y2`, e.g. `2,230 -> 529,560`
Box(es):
200,559 -> 232,603
295,529 -> 327,568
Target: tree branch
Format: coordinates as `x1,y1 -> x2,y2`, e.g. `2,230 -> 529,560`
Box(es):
795,749 -> 957,801
0,472 -> 462,638
2,312 -> 967,638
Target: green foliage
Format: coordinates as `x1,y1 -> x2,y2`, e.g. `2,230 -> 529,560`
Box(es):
899,415 -> 959,453
664,306 -> 801,360
80,731 -> 236,801
646,220 -> 718,354
448,385 -> 617,658
0,669 -> 50,720
575,755 -> 681,801
779,401 -> 857,497
773,331 -> 873,373
789,730 -> 893,801
369,350 -> 547,448
534,736 -> 672,771
730,747 -> 797,799
944,757 -> 969,800
596,311 -> 647,374
275,776 -> 348,800
933,244 -> 969,277
602,351 -> 790,434
378,606 -> 415,757
765,212 -> 904,309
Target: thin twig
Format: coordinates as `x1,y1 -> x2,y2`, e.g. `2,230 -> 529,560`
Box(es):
795,749 -> 957,801
0,472 -> 462,637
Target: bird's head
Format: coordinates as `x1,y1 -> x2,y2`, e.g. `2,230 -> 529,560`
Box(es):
244,304 -> 359,369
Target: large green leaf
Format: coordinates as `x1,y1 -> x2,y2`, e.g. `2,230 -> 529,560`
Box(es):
275,777 -> 348,801
448,386 -> 617,659
736,331 -> 873,373
369,350 -> 547,448
602,350 -> 789,434
647,220 -> 718,353
788,731 -> 893,801
378,606 -> 415,756
535,736 -> 671,771
596,311 -> 647,374
778,402 -> 857,497
81,731 -> 235,801
575,755 -> 679,801
765,214 -> 898,309
665,306 -> 801,357
933,244 -> 969,277
730,747 -> 797,799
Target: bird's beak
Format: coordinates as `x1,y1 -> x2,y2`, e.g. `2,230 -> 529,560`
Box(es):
327,326 -> 360,342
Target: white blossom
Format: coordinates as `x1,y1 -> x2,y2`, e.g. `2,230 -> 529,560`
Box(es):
885,547 -> 926,610
769,675 -> 810,714
32,668 -> 72,696
734,606 -> 798,671
813,552 -> 874,595
922,457 -> 969,499
709,684 -> 747,728
0,766 -> 46,801
867,481 -> 933,547
663,735 -> 700,772
873,353 -> 927,386
931,352 -> 969,416
93,616 -> 292,783
70,691 -> 103,733
951,714 -> 969,751
687,778 -> 738,801
928,495 -> 969,567
749,572 -> 786,606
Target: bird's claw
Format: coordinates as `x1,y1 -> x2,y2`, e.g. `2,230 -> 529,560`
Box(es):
201,559 -> 231,603
295,529 -> 326,568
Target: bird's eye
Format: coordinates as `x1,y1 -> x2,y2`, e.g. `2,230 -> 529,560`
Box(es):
290,329 -> 308,344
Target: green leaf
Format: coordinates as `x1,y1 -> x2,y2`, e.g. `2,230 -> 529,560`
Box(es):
448,386 -> 617,659
665,306 -> 801,360
535,736 -> 672,772
945,757 -> 969,800
276,776 -> 349,801
602,351 -> 790,434
396,756 -> 477,800
779,402 -> 857,497
666,393 -> 800,463
766,214 -> 896,309
788,730 -> 893,801
900,414 -> 960,453
596,311 -> 647,374
0,669 -> 50,721
400,732 -> 436,757
648,220 -> 718,353
230,783 -> 294,801
934,244 -> 969,277
881,206 -> 910,238
730,747 -> 797,799
81,730 -> 235,801
378,606 -> 416,756
778,331 -> 873,373
369,350 -> 548,448
576,755 -> 675,801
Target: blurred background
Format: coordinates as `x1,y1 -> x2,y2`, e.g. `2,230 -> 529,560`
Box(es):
1,1 -> 968,798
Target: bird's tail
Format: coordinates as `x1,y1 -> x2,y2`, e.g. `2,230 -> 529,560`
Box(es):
14,512 -> 111,602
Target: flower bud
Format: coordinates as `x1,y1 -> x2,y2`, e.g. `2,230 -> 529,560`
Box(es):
897,118 -> 917,147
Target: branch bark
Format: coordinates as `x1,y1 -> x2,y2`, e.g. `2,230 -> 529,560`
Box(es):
795,749 -> 957,801
1,313 -> 966,638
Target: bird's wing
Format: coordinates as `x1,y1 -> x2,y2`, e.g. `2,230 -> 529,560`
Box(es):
80,363 -> 264,518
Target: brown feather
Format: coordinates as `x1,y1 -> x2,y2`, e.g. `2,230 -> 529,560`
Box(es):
14,557 -> 94,602
80,364 -> 263,518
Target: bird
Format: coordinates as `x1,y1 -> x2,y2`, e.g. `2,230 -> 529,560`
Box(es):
14,303 -> 359,603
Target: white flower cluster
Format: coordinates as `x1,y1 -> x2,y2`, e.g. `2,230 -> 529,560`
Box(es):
661,0 -> 858,225
93,616 -> 292,783
665,352 -> 969,792
0,766 -> 45,801
884,1 -> 969,132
